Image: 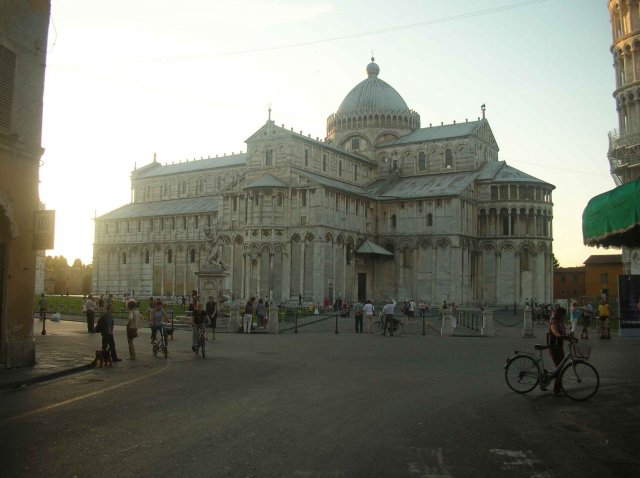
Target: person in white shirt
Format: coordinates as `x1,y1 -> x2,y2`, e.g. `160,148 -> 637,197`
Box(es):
381,299 -> 397,336
363,300 -> 375,334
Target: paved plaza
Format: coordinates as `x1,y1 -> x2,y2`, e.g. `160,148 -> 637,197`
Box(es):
0,315 -> 638,477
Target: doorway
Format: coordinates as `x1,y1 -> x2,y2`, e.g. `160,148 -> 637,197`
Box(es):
357,273 -> 367,301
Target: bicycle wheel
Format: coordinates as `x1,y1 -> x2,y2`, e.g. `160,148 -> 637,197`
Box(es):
560,360 -> 599,401
393,322 -> 404,337
373,320 -> 385,335
200,335 -> 206,358
152,344 -> 158,356
504,355 -> 540,393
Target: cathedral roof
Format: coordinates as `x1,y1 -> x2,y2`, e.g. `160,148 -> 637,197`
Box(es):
370,171 -> 477,199
292,168 -> 377,198
244,173 -> 288,189
383,120 -> 482,146
335,59 -> 412,119
477,161 -> 554,186
134,153 -> 246,179
97,196 -> 219,220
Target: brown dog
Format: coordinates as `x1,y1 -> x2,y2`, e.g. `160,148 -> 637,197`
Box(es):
91,348 -> 112,368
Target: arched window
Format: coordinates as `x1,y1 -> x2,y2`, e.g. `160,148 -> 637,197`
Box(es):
144,250 -> 150,264
181,181 -> 186,194
304,149 -> 309,166
322,154 -> 327,172
339,161 -> 343,177
445,149 -> 453,169
163,183 -> 168,196
418,151 -> 426,171
391,214 -> 397,228
167,249 -> 173,264
427,213 -> 433,226
190,249 -> 196,263
121,252 -> 127,264
276,193 -> 283,206
402,248 -> 412,267
265,149 -> 273,166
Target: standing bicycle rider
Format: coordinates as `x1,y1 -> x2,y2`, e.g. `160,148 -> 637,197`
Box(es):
149,299 -> 169,346
191,302 -> 211,352
381,299 -> 397,336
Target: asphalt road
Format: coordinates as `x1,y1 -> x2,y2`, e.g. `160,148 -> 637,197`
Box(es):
0,328 -> 638,478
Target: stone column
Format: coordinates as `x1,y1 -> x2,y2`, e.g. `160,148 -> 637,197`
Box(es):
282,244 -> 291,301
481,308 -> 495,337
522,305 -> 534,338
441,307 -> 454,336
267,304 -> 280,334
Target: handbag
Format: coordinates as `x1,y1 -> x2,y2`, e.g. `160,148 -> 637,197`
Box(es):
127,327 -> 138,339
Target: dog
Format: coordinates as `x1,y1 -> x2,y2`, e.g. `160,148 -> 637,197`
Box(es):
91,347 -> 112,368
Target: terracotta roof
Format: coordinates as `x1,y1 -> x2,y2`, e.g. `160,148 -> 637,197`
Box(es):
583,254 -> 622,264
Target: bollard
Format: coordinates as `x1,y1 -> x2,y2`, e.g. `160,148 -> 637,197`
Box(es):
441,308 -> 454,336
522,305 -> 534,338
335,314 -> 339,334
422,315 -> 426,335
481,308 -> 495,336
294,311 -> 298,333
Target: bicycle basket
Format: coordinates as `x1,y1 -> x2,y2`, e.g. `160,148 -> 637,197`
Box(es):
571,343 -> 591,360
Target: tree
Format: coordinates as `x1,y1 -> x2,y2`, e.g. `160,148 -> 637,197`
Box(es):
552,254 -> 560,269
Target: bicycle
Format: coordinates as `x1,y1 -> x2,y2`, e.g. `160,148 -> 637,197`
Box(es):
504,335 -> 599,401
152,325 -> 169,358
194,324 -> 207,358
373,314 -> 404,337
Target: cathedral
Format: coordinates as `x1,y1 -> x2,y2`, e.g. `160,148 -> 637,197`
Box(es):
92,58 -> 555,306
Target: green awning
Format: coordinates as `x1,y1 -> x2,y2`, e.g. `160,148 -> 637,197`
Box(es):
582,178 -> 640,248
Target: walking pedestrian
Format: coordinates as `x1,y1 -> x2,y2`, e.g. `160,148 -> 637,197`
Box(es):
205,295 -> 217,339
598,298 -> 611,340
547,306 -> 568,396
569,301 -> 580,334
580,300 -> 593,339
256,298 -> 267,329
243,297 -> 256,333
353,299 -> 364,333
85,294 -> 96,333
126,300 -> 141,360
99,303 -> 122,362
38,293 -> 48,335
382,299 -> 396,336
363,300 -> 375,334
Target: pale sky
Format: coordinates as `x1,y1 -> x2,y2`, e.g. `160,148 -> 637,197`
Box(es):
40,0 -> 618,267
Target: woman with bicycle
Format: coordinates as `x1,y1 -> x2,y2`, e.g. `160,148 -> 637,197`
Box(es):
149,300 -> 169,346
191,302 -> 211,353
548,306 -> 568,396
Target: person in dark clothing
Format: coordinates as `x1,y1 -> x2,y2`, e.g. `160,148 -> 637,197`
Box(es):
205,296 -> 218,338
98,304 -> 122,362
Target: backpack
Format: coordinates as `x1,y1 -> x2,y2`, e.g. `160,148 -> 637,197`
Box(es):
95,315 -> 106,334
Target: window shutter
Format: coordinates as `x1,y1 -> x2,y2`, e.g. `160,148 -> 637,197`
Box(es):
0,45 -> 17,129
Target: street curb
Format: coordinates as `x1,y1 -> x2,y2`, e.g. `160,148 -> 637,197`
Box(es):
0,362 -> 93,391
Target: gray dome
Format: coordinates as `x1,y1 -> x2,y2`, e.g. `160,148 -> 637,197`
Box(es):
336,60 -> 411,118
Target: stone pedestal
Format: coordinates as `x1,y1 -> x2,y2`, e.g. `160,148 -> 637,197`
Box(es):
267,305 -> 280,334
522,306 -> 534,338
481,308 -> 495,337
227,304 -> 241,333
441,308 -> 454,336
196,266 -> 229,305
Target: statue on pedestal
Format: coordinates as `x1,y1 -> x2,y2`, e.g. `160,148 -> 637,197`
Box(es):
204,227 -> 228,272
